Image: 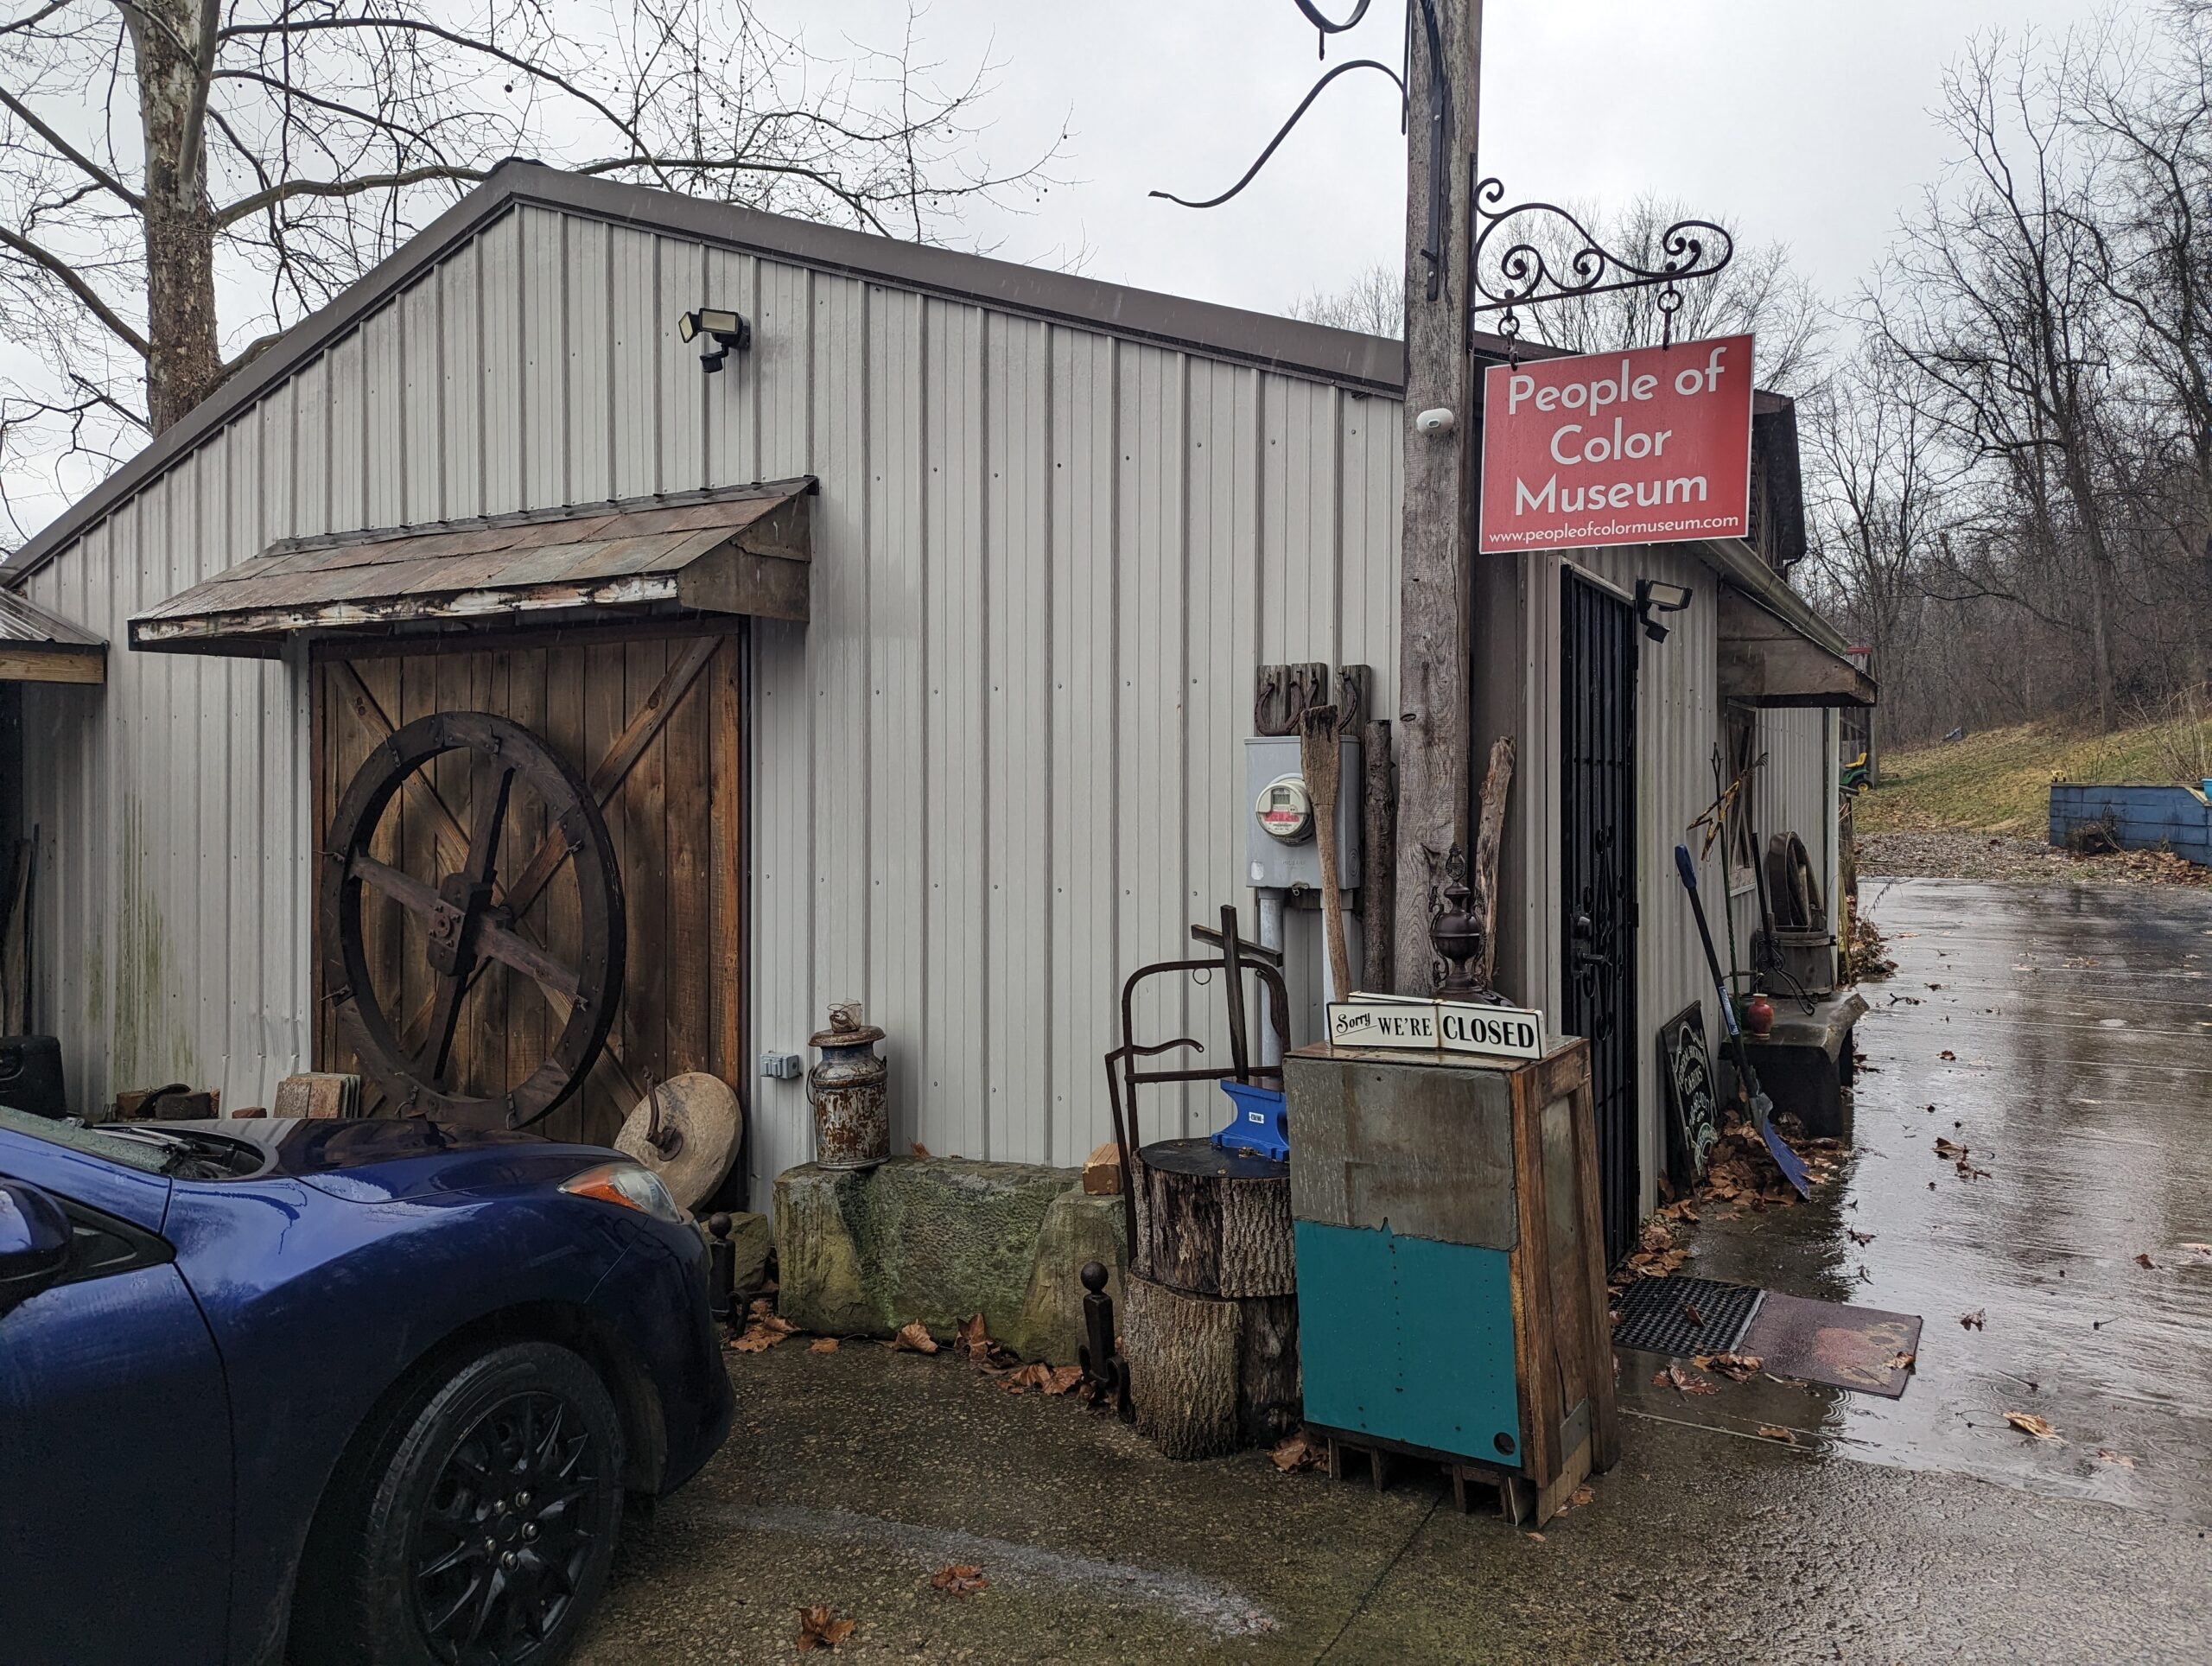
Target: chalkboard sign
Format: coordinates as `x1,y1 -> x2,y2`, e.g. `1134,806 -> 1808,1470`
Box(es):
1659,1002 -> 1720,1186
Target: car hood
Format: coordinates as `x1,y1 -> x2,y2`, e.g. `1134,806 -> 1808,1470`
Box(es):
162,1116 -> 615,1202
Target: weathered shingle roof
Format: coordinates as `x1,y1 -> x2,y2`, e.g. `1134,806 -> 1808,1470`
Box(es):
130,479 -> 813,655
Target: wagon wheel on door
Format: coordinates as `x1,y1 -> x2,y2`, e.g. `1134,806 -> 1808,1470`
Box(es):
321,711 -> 626,1129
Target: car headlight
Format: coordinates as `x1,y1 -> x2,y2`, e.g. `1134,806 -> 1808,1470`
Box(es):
559,1160 -> 687,1223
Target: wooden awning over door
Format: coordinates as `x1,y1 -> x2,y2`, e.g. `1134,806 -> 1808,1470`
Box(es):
130,478 -> 813,656
1717,586 -> 1877,709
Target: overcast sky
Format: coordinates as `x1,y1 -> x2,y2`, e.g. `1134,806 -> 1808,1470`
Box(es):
830,0 -> 2113,319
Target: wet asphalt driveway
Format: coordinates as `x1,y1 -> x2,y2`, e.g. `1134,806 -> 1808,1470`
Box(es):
575,880 -> 2212,1664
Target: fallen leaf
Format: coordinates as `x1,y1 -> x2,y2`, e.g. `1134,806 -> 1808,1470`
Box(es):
1757,1425 -> 1798,1445
929,1563 -> 988,1597
1683,1301 -> 1707,1328
2135,1253 -> 2157,1270
1939,1050 -> 1957,1061
2004,1410 -> 2060,1441
1041,1364 -> 1084,1396
1655,1363 -> 1719,1396
911,1141 -> 931,1157
748,1295 -> 779,1321
1270,1431 -> 1322,1472
1691,1351 -> 1764,1382
1935,1137 -> 1968,1160
1569,1485 -> 1594,1508
2094,1448 -> 2137,1469
956,1313 -> 990,1360
795,1606 -> 857,1651
1960,1309 -> 1986,1330
1524,1531 -> 1546,1542
1848,1230 -> 1876,1246
893,1321 -> 940,1354
732,1314 -> 799,1353
810,1337 -> 840,1354
1887,1350 -> 1916,1370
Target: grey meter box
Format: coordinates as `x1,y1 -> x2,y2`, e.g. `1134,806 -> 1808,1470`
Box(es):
1243,735 -> 1361,891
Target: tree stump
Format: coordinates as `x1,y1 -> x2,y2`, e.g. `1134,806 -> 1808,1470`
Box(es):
1122,1137 -> 1299,1459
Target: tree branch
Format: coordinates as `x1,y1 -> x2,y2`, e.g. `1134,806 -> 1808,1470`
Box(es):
217,162 -> 489,228
0,222 -> 149,358
0,85 -> 143,208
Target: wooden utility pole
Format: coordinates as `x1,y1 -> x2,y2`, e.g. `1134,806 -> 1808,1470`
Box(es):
1390,0 -> 1485,993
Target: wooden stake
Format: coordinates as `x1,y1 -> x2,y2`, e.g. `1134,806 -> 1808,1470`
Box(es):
1391,0 -> 1487,993
1360,719 -> 1396,995
1471,736 -> 1515,992
1300,706 -> 1355,1001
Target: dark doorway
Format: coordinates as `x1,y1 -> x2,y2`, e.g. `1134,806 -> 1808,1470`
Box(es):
1560,570 -> 1639,1266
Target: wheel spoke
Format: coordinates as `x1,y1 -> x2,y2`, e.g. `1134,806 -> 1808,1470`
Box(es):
531,1399 -> 567,1474
423,1570 -> 486,1640
463,1565 -> 507,1649
353,854 -> 441,920
474,919 -> 582,999
416,1535 -> 486,1582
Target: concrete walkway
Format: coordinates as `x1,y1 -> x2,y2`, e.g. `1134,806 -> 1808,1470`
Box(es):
575,880 -> 2212,1664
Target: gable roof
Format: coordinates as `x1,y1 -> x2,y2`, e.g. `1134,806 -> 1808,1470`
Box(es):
5,161 -> 1446,586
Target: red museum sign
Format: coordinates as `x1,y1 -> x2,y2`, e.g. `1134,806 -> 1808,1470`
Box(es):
1477,334 -> 1755,555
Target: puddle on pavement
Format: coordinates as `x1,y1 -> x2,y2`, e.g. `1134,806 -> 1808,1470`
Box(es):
1621,879 -> 2212,1524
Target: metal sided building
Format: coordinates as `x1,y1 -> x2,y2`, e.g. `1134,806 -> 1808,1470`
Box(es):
1,162 -> 1870,1249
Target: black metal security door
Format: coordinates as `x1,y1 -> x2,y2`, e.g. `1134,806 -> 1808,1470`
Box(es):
1560,571 -> 1640,1267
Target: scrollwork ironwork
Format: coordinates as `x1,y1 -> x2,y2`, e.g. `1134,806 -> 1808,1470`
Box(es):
1468,171 -> 1734,347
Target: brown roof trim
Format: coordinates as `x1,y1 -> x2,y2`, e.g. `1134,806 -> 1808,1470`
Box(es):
5,162 -> 1462,586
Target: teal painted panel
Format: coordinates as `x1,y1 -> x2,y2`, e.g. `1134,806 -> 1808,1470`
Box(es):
1294,1219 -> 1522,1463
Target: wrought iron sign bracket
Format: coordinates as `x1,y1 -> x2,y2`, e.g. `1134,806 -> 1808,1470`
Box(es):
1465,169 -> 1735,357
1152,0 -> 1451,303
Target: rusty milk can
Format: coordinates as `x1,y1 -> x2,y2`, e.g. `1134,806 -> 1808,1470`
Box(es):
807,1002 -> 888,1169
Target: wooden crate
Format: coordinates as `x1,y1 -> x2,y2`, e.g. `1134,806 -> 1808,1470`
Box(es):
1285,1038 -> 1618,1519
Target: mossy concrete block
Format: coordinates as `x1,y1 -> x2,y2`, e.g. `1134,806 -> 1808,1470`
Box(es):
1009,1186 -> 1129,1362
772,1167 -> 874,1339
772,1157 -> 1129,1361
718,1211 -> 771,1293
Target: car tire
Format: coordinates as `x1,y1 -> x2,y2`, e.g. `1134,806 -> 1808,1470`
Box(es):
295,1340 -> 626,1666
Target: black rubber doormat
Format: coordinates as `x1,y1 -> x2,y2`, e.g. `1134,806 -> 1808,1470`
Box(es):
1740,1293 -> 1923,1399
1610,1275 -> 1763,1356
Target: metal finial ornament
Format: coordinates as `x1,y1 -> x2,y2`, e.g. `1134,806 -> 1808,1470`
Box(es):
1429,844 -> 1510,1005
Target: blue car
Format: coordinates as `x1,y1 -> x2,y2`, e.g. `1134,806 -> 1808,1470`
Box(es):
0,1106 -> 734,1666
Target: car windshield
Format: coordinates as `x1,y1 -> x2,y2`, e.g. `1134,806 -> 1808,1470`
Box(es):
0,1103 -> 172,1174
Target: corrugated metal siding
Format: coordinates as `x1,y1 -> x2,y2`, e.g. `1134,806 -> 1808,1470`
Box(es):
19,192 -> 1833,1232
16,202 -> 1401,1194
747,294 -> 1402,1192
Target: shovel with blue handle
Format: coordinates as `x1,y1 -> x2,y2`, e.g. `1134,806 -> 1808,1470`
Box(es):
1674,843 -> 1811,1199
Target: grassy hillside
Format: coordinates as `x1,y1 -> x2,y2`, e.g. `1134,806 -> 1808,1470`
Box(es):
1857,715 -> 2212,836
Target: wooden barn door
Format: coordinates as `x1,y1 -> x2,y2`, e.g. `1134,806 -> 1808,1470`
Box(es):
312,626 -> 744,1149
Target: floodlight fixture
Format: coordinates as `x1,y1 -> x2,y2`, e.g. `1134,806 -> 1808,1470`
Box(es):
1634,577 -> 1694,643
677,308 -> 752,373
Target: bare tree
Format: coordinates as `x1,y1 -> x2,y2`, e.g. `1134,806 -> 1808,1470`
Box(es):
2067,3 -> 2212,692
1867,32 -> 2129,728
0,0 -> 1064,532
1288,259 -> 1402,338
1801,338 -> 1949,679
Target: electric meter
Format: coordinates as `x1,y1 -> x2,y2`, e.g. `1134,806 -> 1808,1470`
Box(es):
1255,775 -> 1315,843
1243,734 -> 1359,890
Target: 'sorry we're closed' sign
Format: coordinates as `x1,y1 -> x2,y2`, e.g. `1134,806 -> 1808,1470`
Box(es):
1477,334 -> 1755,555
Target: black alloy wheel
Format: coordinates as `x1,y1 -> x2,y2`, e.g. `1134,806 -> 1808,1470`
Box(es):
412,1388 -> 607,1661
295,1341 -> 626,1666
